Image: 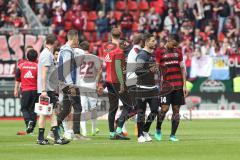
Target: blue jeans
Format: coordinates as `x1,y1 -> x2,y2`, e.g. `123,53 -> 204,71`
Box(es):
218,16 -> 227,34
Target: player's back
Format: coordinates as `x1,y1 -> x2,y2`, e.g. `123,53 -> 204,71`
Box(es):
19,61 -> 38,91
77,52 -> 102,91
103,42 -> 124,84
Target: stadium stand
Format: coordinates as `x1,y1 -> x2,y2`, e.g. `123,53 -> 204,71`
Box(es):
0,0 -> 239,93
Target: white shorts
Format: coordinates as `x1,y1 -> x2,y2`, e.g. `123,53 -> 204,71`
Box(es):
81,92 -> 98,112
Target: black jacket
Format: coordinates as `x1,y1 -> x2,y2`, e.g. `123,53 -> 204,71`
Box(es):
135,50 -> 156,87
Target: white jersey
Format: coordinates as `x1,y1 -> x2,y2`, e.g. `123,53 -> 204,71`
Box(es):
126,45 -> 141,86
75,50 -> 101,92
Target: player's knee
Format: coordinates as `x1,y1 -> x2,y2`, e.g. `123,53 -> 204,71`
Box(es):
161,108 -> 169,113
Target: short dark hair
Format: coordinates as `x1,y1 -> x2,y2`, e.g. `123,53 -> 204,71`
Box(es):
67,29 -> 78,40
53,48 -> 60,54
168,34 -> 180,43
132,33 -> 143,45
111,27 -> 121,39
46,34 -> 57,45
26,45 -> 33,50
142,33 -> 154,47
79,41 -> 90,51
27,49 -> 38,62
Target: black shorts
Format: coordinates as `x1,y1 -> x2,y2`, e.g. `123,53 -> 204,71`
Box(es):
38,91 -> 58,108
160,89 -> 185,106
21,90 -> 38,111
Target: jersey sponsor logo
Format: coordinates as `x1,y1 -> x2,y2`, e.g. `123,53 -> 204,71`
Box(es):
22,66 -> 37,69
105,54 -> 112,62
23,71 -> 34,78
163,60 -> 179,65
163,53 -> 178,58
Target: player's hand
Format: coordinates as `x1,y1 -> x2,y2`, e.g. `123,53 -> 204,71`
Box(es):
14,89 -> 18,97
183,87 -> 189,97
150,65 -> 158,73
41,91 -> 48,97
119,83 -> 126,94
69,87 -> 77,96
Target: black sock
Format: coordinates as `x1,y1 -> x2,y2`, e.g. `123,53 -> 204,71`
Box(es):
24,120 -> 29,128
38,128 -> 45,140
171,114 -> 180,136
143,112 -> 157,133
137,112 -> 145,137
52,126 -> 60,140
156,111 -> 166,131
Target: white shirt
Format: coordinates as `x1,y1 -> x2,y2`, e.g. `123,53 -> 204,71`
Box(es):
126,45 -> 141,86
75,49 -> 101,92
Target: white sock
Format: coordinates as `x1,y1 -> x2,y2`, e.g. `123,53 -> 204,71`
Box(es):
91,119 -> 96,133
80,121 -> 87,136
62,120 -> 68,132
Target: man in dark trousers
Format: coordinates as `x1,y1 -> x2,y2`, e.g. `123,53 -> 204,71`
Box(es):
14,49 -> 38,134
58,29 -> 87,140
103,27 -> 133,140
135,33 -> 159,143
155,34 -> 188,142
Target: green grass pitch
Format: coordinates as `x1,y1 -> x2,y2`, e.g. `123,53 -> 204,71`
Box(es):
0,119 -> 240,160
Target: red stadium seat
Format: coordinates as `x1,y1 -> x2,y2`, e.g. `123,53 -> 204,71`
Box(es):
81,11 -> 88,17
103,33 -> 109,42
92,31 -> 98,42
64,21 -> 73,31
114,11 -> 122,21
116,1 -> 126,11
128,1 -> 138,11
150,1 -> 157,8
88,11 -> 98,21
132,22 -> 139,32
84,31 -> 97,42
138,1 -> 149,11
85,22 -> 96,32
130,11 -> 140,22
65,11 -> 73,21
84,32 -> 91,41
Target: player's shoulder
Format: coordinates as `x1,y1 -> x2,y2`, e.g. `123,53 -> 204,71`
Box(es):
137,50 -> 148,60
39,48 -> 51,59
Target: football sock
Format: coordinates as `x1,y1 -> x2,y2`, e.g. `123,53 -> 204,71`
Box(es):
24,120 -> 29,128
52,126 -> 60,140
156,129 -> 161,134
157,111 -> 166,131
62,120 -> 68,132
143,112 -> 157,132
171,114 -> 180,136
91,119 -> 96,133
80,121 -> 87,136
38,128 -> 45,140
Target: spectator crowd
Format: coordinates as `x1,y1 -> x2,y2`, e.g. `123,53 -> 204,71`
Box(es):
0,0 -> 240,80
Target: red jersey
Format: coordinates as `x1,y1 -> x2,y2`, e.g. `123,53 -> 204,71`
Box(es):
103,42 -> 125,83
16,61 -> 38,91
156,48 -> 183,90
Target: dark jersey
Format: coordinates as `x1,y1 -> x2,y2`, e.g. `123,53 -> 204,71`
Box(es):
156,48 -> 183,90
